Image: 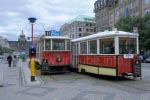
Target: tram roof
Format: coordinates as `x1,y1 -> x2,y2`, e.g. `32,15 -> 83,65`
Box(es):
42,36 -> 70,39
71,31 -> 139,42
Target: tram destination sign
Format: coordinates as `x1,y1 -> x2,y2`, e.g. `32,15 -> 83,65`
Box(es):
124,54 -> 133,59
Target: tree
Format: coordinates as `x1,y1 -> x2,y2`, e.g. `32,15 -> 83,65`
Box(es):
82,33 -> 90,37
141,15 -> 150,50
0,45 -> 13,54
115,15 -> 150,52
0,45 -> 3,54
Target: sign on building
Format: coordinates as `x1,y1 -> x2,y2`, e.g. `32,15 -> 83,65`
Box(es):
45,30 -> 61,36
50,30 -> 61,36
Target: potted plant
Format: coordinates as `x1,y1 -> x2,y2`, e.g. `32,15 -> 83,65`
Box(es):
35,62 -> 42,76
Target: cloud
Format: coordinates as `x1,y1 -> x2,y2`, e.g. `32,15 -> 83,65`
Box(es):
0,0 -> 97,41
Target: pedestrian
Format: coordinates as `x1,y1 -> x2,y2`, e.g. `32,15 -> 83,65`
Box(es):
13,55 -> 17,66
7,54 -> 13,67
139,55 -> 143,62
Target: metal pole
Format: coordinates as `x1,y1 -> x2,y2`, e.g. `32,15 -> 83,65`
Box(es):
32,24 -> 34,45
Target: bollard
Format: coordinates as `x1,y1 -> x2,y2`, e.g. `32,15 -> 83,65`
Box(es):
30,58 -> 35,81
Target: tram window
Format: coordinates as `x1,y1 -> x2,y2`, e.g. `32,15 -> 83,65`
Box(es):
36,43 -> 39,53
119,38 -> 136,54
100,38 -> 114,54
53,39 -> 65,50
45,40 -> 51,50
88,40 -> 97,54
80,42 -> 87,54
67,40 -> 70,50
41,40 -> 44,51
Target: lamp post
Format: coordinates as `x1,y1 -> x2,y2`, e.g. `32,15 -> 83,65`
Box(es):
28,17 -> 37,44
28,17 -> 37,81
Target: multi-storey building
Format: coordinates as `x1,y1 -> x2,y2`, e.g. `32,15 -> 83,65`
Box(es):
8,30 -> 31,54
143,0 -> 150,15
0,36 -> 10,48
94,0 -> 149,32
59,15 -> 96,39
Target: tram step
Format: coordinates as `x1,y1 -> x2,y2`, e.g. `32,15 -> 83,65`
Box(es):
123,73 -> 133,76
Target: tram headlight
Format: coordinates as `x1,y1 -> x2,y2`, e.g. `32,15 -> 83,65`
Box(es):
56,56 -> 62,62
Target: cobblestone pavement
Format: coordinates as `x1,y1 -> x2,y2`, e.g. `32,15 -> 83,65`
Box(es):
0,59 -> 150,100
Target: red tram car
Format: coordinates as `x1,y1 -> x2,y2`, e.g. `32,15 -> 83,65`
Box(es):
35,32 -> 71,73
71,30 -> 141,79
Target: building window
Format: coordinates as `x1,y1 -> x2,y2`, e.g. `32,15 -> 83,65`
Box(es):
86,28 -> 89,32
116,10 -> 119,17
86,23 -> 88,26
79,33 -> 82,37
90,29 -> 93,32
110,13 -> 113,21
79,28 -> 82,32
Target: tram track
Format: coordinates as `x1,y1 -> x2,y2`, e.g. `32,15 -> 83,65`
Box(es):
40,72 -> 87,83
40,71 -> 150,94
95,76 -> 150,94
77,72 -> 150,93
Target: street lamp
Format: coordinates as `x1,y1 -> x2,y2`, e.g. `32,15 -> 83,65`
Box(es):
28,17 -> 37,44
28,17 -> 37,82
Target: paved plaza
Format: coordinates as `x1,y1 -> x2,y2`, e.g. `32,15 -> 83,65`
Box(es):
0,59 -> 150,100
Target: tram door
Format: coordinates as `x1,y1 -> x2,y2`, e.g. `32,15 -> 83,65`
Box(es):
71,43 -> 79,68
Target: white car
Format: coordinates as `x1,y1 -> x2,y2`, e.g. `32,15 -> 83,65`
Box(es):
145,57 -> 150,63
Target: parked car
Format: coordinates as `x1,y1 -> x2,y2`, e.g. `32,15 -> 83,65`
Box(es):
145,57 -> 150,63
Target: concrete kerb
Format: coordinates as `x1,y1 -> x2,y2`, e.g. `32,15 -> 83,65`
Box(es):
20,66 -> 44,86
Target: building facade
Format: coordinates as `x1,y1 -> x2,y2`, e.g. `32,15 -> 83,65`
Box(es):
0,36 -> 10,48
59,15 -> 96,39
143,0 -> 150,15
8,31 -> 31,54
94,0 -> 150,32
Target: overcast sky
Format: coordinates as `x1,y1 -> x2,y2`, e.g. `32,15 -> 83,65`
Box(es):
0,0 -> 97,41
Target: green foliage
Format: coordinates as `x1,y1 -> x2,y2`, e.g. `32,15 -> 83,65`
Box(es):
0,45 -> 2,54
82,33 -> 90,37
115,14 -> 150,51
0,45 -> 13,54
35,62 -> 41,70
28,61 -> 41,70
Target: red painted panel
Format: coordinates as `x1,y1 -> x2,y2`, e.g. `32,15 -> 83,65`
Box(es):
42,51 -> 71,66
98,56 -> 116,67
79,55 -> 85,64
79,55 -> 116,67
118,55 -> 138,76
